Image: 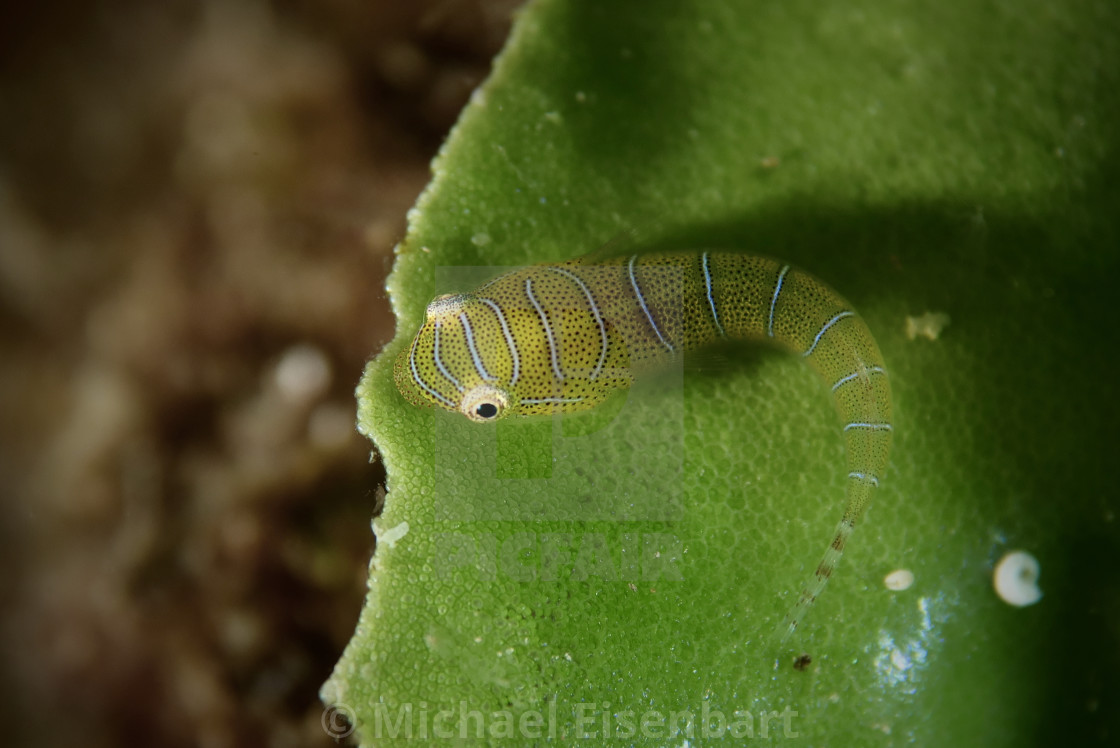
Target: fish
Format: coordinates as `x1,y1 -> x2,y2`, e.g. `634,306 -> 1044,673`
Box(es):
396,250 -> 892,640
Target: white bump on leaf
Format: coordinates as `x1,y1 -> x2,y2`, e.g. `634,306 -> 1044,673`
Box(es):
993,550 -> 1043,607
373,520 -> 410,549
904,311 -> 951,341
884,569 -> 915,591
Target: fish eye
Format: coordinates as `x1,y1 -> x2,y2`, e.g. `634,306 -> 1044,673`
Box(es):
461,384 -> 509,422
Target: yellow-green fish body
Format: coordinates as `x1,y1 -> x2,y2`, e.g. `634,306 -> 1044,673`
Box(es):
396,250 -> 892,639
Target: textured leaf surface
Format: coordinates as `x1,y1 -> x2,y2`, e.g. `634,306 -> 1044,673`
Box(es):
325,0 -> 1119,744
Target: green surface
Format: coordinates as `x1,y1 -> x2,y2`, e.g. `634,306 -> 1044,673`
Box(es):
323,0 -> 1120,744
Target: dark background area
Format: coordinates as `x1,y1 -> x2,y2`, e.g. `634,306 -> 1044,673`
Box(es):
0,1 -> 520,745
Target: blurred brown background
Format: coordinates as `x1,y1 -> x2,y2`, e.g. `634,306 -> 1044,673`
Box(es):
0,1 -> 519,745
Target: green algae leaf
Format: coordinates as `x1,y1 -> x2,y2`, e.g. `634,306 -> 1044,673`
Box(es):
324,0 -> 1120,745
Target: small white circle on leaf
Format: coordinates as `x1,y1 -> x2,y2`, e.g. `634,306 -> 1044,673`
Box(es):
883,569 -> 914,591
993,550 -> 1043,607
